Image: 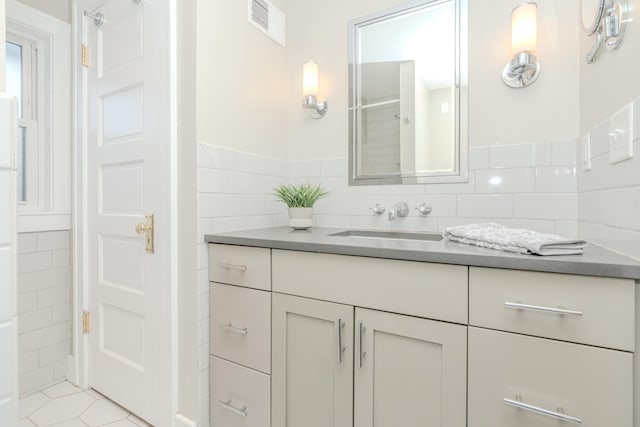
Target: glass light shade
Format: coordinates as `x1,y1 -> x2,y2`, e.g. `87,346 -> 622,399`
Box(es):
302,61 -> 319,97
511,2 -> 537,55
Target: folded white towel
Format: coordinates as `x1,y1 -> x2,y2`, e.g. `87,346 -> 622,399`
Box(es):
443,222 -> 588,256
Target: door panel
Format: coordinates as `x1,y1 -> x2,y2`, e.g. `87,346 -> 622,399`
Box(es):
355,308 -> 467,427
99,303 -> 145,369
98,234 -> 145,291
272,293 -> 353,427
86,0 -> 170,424
97,0 -> 144,77
101,84 -> 144,141
99,162 -> 144,214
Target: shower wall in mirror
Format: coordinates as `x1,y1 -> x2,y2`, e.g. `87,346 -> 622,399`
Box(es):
349,0 -> 468,185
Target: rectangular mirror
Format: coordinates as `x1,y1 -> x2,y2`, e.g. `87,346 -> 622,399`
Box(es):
349,0 -> 468,185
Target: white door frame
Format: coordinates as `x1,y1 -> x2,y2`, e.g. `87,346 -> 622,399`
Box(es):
70,0 -> 180,424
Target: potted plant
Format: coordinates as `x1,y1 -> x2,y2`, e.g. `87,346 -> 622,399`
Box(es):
274,183 -> 328,229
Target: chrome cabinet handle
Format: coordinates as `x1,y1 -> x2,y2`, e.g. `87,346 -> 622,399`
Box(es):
222,323 -> 248,335
504,397 -> 582,424
358,321 -> 366,368
504,302 -> 583,317
217,262 -> 248,272
218,399 -> 248,417
337,318 -> 346,363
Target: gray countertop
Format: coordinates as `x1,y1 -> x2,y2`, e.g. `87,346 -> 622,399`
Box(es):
205,226 -> 640,280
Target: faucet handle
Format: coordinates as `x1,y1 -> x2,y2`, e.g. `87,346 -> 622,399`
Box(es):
369,203 -> 386,215
416,203 -> 432,217
395,201 -> 409,218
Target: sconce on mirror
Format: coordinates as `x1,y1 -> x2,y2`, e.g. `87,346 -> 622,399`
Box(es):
581,0 -> 628,63
502,2 -> 540,88
302,61 -> 328,119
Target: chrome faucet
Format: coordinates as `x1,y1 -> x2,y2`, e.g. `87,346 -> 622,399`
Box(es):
388,201 -> 409,221
369,203 -> 386,216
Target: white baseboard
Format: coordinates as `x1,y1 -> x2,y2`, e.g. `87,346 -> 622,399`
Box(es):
174,413 -> 198,427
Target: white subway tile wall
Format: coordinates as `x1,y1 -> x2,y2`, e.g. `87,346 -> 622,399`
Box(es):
578,97 -> 640,260
17,231 -> 71,396
196,138 -> 580,425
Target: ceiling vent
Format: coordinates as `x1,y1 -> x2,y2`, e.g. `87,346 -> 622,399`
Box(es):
248,0 -> 286,47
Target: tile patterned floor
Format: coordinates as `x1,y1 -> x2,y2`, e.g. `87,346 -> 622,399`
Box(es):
19,381 -> 152,427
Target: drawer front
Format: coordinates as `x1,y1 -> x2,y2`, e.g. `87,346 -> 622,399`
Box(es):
469,267 -> 635,351
211,356 -> 270,427
468,327 -> 633,427
210,283 -> 271,374
272,249 -> 468,324
209,244 -> 271,290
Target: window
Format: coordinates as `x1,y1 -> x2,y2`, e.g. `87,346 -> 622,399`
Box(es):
7,0 -> 71,232
6,35 -> 40,205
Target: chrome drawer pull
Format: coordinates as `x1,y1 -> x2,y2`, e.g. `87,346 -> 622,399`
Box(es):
217,262 -> 248,272
218,399 -> 248,417
222,323 -> 249,335
337,318 -> 346,363
337,318 -> 342,363
504,398 -> 582,424
504,302 -> 583,317
358,321 -> 366,368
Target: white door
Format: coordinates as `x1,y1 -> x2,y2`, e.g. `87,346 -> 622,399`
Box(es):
84,0 -> 171,424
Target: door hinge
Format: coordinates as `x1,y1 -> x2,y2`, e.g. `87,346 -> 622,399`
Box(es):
81,44 -> 91,67
83,311 -> 90,333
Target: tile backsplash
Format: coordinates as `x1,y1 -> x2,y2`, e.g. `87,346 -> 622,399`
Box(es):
290,140 -> 578,237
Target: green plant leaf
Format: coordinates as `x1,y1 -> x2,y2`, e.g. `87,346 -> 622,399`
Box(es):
273,183 -> 328,208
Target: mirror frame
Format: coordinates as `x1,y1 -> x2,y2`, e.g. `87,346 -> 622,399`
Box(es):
580,0 -> 606,35
348,0 -> 468,186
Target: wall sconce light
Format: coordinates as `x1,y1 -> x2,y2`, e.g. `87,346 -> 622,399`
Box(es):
302,61 -> 328,118
502,2 -> 540,88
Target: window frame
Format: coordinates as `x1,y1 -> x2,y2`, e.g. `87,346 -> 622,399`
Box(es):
7,0 -> 71,232
6,32 -> 46,211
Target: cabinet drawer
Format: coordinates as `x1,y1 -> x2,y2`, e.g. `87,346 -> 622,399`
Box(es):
469,267 -> 635,351
468,327 -> 633,427
273,249 -> 468,324
209,244 -> 271,290
210,356 -> 270,427
210,283 -> 271,374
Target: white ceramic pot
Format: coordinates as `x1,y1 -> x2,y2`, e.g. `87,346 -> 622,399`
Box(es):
288,207 -> 313,229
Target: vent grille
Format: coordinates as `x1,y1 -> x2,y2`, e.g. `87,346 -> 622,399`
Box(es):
251,0 -> 269,30
247,0 -> 285,46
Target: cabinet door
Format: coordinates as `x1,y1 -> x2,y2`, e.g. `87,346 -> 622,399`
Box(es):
354,308 -> 467,427
272,293 -> 354,427
468,327 -> 633,427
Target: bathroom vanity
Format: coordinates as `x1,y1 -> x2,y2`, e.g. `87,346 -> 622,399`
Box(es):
205,227 -> 640,427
